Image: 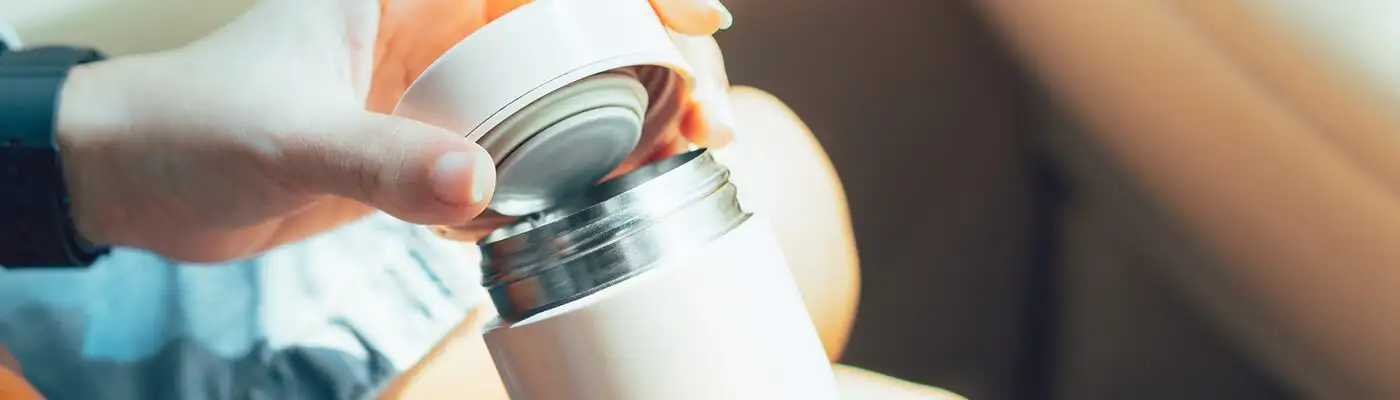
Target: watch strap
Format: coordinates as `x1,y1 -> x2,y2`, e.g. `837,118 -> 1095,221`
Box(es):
0,46 -> 109,267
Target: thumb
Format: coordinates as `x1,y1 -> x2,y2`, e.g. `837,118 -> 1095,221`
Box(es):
668,33 -> 735,148
279,111 -> 496,226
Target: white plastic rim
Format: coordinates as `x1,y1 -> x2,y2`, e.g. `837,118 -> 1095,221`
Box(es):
391,0 -> 695,143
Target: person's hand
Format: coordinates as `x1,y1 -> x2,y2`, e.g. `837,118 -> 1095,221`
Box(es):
55,0 -> 735,262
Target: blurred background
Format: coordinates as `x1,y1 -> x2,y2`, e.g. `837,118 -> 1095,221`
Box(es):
715,1 -> 1400,399
11,0 -> 1400,398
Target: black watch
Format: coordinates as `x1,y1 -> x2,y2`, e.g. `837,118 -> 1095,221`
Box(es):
0,45 -> 111,268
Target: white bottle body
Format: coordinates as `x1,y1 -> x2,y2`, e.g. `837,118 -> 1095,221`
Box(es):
482,216 -> 839,400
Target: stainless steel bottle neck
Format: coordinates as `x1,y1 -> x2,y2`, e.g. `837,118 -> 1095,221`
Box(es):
479,149 -> 750,322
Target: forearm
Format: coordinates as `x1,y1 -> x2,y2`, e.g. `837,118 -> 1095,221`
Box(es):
981,0 -> 1400,396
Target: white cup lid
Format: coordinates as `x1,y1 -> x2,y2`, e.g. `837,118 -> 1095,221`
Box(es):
392,0 -> 693,216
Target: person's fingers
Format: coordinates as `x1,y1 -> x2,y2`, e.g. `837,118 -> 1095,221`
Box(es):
369,0 -> 733,112
482,0 -> 535,22
277,111 -> 497,227
652,0 -> 733,36
267,198 -> 377,248
371,0 -> 500,113
430,210 -> 519,243
669,33 -> 736,148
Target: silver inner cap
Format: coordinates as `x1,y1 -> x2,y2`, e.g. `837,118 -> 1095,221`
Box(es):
479,72 -> 649,216
480,149 -> 749,321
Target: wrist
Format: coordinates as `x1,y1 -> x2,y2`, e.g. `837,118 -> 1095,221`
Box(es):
55,59 -> 137,247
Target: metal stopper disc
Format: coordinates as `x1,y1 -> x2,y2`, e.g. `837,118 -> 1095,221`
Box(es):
481,72 -> 649,216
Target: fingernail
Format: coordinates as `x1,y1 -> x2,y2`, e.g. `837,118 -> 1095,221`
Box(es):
471,157 -> 493,203
707,116 -> 736,147
708,0 -> 734,30
697,89 -> 738,148
431,151 -> 494,205
713,96 -> 737,140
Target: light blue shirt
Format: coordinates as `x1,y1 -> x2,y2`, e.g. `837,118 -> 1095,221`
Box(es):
0,213 -> 484,400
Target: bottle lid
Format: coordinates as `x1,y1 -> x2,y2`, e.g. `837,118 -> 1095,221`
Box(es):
392,0 -> 694,216
479,72 -> 648,215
